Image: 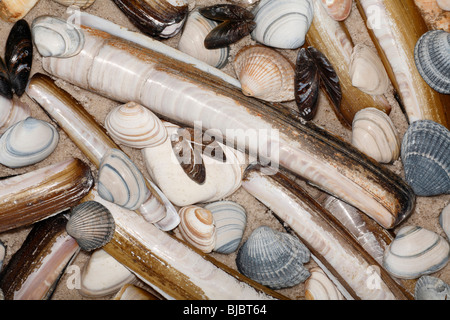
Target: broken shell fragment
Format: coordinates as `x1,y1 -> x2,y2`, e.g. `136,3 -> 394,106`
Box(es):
320,0 -> 353,21
305,267 -> 345,300
414,275 -> 450,300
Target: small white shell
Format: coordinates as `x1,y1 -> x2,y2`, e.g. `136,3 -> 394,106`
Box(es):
31,15 -> 85,58
251,0 -> 314,49
0,117 -> 59,168
440,203 -> 450,240
305,267 -> 345,300
52,0 -> 96,9
415,275 -> 450,300
383,225 -> 450,279
105,102 -> 168,149
0,96 -> 31,135
319,0 -> 352,21
233,45 -> 295,102
178,10 -> 229,69
351,108 -> 400,163
204,200 -> 247,254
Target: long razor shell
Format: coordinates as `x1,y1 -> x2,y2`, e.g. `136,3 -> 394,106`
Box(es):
0,215 -> 80,300
37,13 -> 415,229
0,158 -> 94,233
83,188 -> 286,300
242,166 -> 414,300
306,0 -> 392,128
356,0 -> 450,129
0,0 -> 39,22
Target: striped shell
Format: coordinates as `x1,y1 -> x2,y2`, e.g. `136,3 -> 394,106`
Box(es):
178,10 -> 229,69
440,203 -> 450,240
351,108 -> 400,164
414,30 -> 450,94
305,267 -> 344,300
233,45 -> 295,102
0,95 -> 30,135
236,226 -> 310,289
176,205 -> 216,253
415,275 -> 450,300
383,225 -> 450,279
98,148 -> 150,211
251,0 -> 314,49
105,102 -> 168,149
0,117 -> 59,168
401,120 -> 450,196
66,201 -> 116,251
204,200 -> 247,254
320,0 -> 352,21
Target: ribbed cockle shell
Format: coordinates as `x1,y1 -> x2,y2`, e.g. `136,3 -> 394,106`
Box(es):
414,275 -> 450,300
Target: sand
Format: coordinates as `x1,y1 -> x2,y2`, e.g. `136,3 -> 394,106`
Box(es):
0,0 -> 448,301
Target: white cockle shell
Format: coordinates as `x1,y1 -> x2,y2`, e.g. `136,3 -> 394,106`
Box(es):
414,275 -> 450,300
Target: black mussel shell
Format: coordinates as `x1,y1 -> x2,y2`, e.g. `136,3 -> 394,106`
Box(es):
0,58 -> 12,100
5,19 -> 32,97
199,4 -> 254,22
204,20 -> 256,49
294,47 -> 341,121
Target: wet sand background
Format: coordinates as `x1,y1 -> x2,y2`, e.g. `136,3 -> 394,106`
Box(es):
0,0 -> 448,300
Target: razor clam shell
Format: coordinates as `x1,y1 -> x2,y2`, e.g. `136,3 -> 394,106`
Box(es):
204,200 -> 247,254
251,0 -> 314,49
320,0 -> 352,21
236,226 -> 311,290
0,215 -> 80,300
66,201 -> 116,251
0,0 -> 39,22
0,117 -> 59,168
52,0 -> 96,9
439,203 -> 450,240
98,148 -> 150,211
414,30 -> 450,94
79,249 -> 137,298
233,45 -> 295,102
401,119 -> 450,196
0,96 -> 31,135
38,13 -> 416,230
305,266 -> 345,300
178,10 -> 229,69
31,15 -> 85,58
415,275 -> 450,300
383,226 -> 450,280
112,0 -> 189,38
0,158 -> 94,233
352,108 -> 400,164
113,284 -> 160,300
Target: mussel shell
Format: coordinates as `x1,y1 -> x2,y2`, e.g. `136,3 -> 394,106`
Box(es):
66,201 -> 116,251
415,275 -> 450,300
0,117 -> 59,168
199,4 -> 255,21
0,58 -> 12,100
236,226 -> 310,289
5,19 -> 32,97
204,20 -> 256,49
401,120 -> 450,196
414,30 -> 450,94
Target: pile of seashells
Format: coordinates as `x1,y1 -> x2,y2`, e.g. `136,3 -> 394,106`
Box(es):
0,0 -> 448,300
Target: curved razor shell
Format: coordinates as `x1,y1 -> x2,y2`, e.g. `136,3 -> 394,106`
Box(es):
242,167 -> 414,300
0,0 -> 39,22
356,0 -> 450,129
0,215 -> 80,300
38,14 -> 415,229
306,0 -> 392,128
0,158 -> 94,233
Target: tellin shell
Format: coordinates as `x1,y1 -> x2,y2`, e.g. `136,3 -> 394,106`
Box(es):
176,205 -> 216,253
0,95 -> 31,135
305,267 -> 344,300
236,226 -> 310,289
204,200 -> 247,254
105,102 -> 168,149
178,10 -> 229,69
383,225 -> 450,279
440,203 -> 450,240
251,0 -> 314,49
401,120 -> 450,196
351,108 -> 400,163
66,201 -> 116,251
414,30 -> 450,94
0,117 -> 59,168
415,275 -> 450,300
320,0 -> 352,21
233,45 -> 295,102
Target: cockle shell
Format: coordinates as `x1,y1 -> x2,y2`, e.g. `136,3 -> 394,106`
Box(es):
305,267 -> 345,300
105,102 -> 167,149
80,249 -> 137,298
352,108 -> 400,164
236,226 -> 311,289
0,117 -> 59,168
178,10 -> 229,69
383,225 -> 450,279
52,0 -> 96,9
233,45 -> 295,102
251,0 -> 314,49
66,201 -> 116,252
401,120 -> 450,196
414,30 -> 450,94
349,44 -> 390,96
415,275 -> 450,300
176,205 -> 216,253
204,200 -> 247,254
440,203 -> 450,239
31,15 -> 85,58
0,95 -> 30,135
320,0 -> 352,21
